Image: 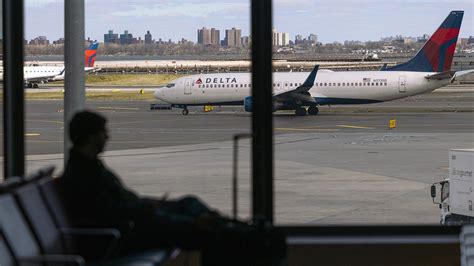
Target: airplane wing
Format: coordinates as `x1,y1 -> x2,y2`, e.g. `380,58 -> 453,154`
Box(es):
85,67 -> 100,73
273,65 -> 319,103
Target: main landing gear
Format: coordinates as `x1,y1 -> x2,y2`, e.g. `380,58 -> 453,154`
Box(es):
26,83 -> 39,88
182,108 -> 189,115
295,107 -> 307,116
308,105 -> 319,115
295,106 -> 319,116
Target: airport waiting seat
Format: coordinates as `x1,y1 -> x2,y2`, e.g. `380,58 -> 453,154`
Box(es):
32,170 -> 174,265
0,176 -> 24,194
15,181 -> 105,257
0,193 -> 85,265
0,231 -> 16,266
1,182 -> 168,266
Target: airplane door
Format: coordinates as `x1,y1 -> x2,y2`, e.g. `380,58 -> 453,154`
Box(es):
398,76 -> 406,93
184,78 -> 192,95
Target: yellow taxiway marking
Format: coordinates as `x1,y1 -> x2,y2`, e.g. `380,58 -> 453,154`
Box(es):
25,133 -> 40,137
336,125 -> 374,129
439,167 -> 449,170
97,106 -> 139,111
275,128 -> 340,132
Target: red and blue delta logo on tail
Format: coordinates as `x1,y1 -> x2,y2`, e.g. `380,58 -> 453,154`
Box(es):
85,43 -> 99,68
384,11 -> 463,73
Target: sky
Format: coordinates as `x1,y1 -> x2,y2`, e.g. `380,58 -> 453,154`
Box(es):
23,0 -> 473,43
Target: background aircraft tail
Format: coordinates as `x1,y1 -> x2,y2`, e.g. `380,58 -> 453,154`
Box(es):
85,43 -> 99,68
384,11 -> 463,73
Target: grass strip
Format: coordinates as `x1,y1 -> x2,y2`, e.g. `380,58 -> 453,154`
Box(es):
51,73 -> 184,86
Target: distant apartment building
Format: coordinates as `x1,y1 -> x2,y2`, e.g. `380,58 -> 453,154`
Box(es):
295,35 -> 303,45
210,28 -> 220,46
198,27 -> 220,46
29,36 -> 49,45
272,29 -> 279,46
104,30 -> 119,44
198,27 -> 212,45
145,31 -> 153,44
468,36 -> 474,45
294,33 -> 318,46
272,29 -> 289,47
53,38 -> 65,45
308,34 -> 318,44
120,30 -> 137,45
224,27 -> 241,47
417,34 -> 430,43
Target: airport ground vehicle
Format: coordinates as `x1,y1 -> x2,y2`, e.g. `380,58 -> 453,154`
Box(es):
431,149 -> 474,225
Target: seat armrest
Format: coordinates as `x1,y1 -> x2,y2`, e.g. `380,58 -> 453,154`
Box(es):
59,227 -> 121,259
18,254 -> 85,266
59,227 -> 121,238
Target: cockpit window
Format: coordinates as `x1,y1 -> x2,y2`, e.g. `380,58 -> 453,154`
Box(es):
166,83 -> 175,88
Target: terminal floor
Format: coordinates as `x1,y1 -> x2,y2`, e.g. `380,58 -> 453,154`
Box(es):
0,92 -> 473,225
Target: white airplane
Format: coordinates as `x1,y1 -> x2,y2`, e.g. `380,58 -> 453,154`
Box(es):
154,11 -> 473,116
0,43 -> 99,88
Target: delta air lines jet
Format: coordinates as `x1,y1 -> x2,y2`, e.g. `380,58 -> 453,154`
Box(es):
154,11 -> 472,116
0,43 -> 99,88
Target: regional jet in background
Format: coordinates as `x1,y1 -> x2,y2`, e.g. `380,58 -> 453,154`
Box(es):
154,11 -> 473,116
0,42 -> 99,88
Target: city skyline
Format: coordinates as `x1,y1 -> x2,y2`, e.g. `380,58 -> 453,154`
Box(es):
23,0 -> 473,43
25,28 -> 471,47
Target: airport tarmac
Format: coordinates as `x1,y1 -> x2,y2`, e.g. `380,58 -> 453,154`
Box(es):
0,90 -> 473,225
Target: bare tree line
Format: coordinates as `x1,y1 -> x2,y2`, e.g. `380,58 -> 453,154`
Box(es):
23,43 -> 250,56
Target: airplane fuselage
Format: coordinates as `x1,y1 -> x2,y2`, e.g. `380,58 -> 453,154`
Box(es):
0,66 -> 97,82
154,71 -> 449,106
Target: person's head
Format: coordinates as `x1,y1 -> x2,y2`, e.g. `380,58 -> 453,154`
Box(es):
69,110 -> 109,157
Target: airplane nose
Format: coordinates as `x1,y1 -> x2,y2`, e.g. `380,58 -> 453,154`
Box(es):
154,86 -> 171,103
153,88 -> 163,100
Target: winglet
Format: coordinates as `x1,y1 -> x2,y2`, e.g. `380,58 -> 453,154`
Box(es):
301,65 -> 319,88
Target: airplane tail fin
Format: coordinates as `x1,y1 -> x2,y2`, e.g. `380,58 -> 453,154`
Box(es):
85,43 -> 99,68
384,11 -> 463,72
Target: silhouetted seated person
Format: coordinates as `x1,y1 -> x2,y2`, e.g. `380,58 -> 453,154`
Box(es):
60,111 -> 285,265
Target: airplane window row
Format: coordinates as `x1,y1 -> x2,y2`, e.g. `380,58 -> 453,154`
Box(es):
273,83 -> 303,87
196,82 -> 388,89
315,82 -> 388,87
198,84 -> 252,88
